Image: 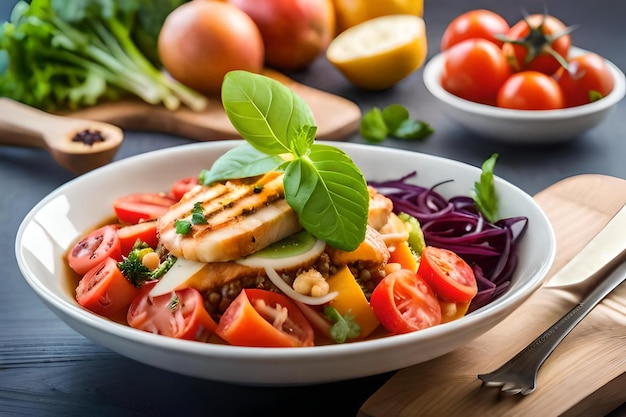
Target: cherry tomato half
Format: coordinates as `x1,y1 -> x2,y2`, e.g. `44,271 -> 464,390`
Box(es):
417,246 -> 477,303
68,225 -> 122,275
441,38 -> 512,105
557,52 -> 615,107
216,289 -> 315,347
113,193 -> 177,224
502,14 -> 571,75
127,281 -> 217,341
76,257 -> 140,317
370,269 -> 442,335
497,71 -> 564,110
117,220 -> 159,256
170,176 -> 199,201
441,9 -> 510,50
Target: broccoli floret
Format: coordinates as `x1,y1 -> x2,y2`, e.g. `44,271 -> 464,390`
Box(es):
118,243 -> 176,287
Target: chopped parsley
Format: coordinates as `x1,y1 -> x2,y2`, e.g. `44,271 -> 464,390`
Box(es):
175,201 -> 207,234
324,306 -> 361,343
168,293 -> 180,312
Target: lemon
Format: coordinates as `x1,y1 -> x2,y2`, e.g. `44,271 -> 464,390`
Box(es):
332,0 -> 423,33
326,14 -> 427,90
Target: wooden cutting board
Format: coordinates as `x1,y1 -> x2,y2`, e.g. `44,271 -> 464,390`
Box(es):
360,174 -> 626,417
59,70 -> 361,142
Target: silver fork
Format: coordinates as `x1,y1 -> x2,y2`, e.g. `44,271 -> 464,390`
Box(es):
477,256 -> 626,395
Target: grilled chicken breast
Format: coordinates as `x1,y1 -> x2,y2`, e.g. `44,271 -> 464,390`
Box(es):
158,171 -> 302,262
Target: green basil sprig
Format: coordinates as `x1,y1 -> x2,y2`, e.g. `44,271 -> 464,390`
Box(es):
360,104 -> 433,143
472,153 -> 499,223
200,70 -> 369,252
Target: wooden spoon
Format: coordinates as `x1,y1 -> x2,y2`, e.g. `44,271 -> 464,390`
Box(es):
0,98 -> 123,174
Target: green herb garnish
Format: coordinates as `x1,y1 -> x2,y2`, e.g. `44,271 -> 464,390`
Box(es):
360,104 -> 434,143
202,70 -> 369,251
472,153 -> 499,223
190,201 -> 207,225
175,219 -> 191,235
167,293 -> 180,312
175,201 -> 208,234
324,306 -> 361,343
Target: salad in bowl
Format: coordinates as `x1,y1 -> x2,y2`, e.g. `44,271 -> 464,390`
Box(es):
15,71 -> 556,384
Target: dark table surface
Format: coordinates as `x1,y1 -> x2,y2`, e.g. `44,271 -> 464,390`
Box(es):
1,1 -> 625,416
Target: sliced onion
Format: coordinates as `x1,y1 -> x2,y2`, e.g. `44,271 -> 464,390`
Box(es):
264,266 -> 337,306
149,258 -> 206,297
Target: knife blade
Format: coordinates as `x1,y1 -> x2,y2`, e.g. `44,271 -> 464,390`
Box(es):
546,203 -> 626,287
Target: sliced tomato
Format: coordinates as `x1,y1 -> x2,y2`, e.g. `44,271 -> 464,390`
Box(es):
216,289 -> 314,347
117,220 -> 159,256
170,176 -> 199,201
113,193 -> 177,224
370,269 -> 442,335
68,225 -> 122,275
417,246 -> 477,303
127,281 -> 217,341
76,257 -> 140,317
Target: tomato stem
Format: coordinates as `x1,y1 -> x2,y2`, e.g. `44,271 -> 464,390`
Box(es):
495,13 -> 577,71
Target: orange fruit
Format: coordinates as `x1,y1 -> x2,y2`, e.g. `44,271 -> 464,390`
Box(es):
332,0 -> 424,34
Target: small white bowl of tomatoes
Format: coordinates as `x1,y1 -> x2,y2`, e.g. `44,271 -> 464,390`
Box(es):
423,10 -> 626,144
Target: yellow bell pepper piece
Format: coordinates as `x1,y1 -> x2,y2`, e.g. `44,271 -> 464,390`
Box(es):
327,265 -> 380,337
388,240 -> 419,273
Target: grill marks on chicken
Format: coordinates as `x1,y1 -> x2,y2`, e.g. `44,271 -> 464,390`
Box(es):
158,171 -> 302,263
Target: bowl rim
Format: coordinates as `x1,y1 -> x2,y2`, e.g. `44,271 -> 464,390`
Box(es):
14,141 -> 557,383
423,46 -> 626,121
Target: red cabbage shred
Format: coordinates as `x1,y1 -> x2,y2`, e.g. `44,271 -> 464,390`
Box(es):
371,172 -> 528,312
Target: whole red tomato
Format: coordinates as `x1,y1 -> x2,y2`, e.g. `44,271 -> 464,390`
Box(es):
229,0 -> 335,71
158,1 -> 265,94
557,52 -> 615,107
441,9 -> 510,50
502,14 -> 572,75
497,71 -> 564,110
441,38 -> 512,105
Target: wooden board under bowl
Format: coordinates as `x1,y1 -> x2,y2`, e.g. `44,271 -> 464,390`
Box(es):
359,174 -> 626,417
60,70 -> 362,142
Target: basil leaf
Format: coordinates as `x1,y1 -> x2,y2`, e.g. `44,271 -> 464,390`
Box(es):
359,107 -> 388,143
360,104 -> 434,143
221,70 -> 316,156
472,153 -> 499,223
200,143 -> 285,185
283,144 -> 368,251
220,71 -> 369,251
382,104 -> 410,131
393,118 -> 434,140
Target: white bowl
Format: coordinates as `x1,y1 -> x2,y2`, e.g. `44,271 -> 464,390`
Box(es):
423,47 -> 626,144
15,141 -> 556,385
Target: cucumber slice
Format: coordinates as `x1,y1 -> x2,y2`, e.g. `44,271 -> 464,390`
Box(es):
237,231 -> 326,269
